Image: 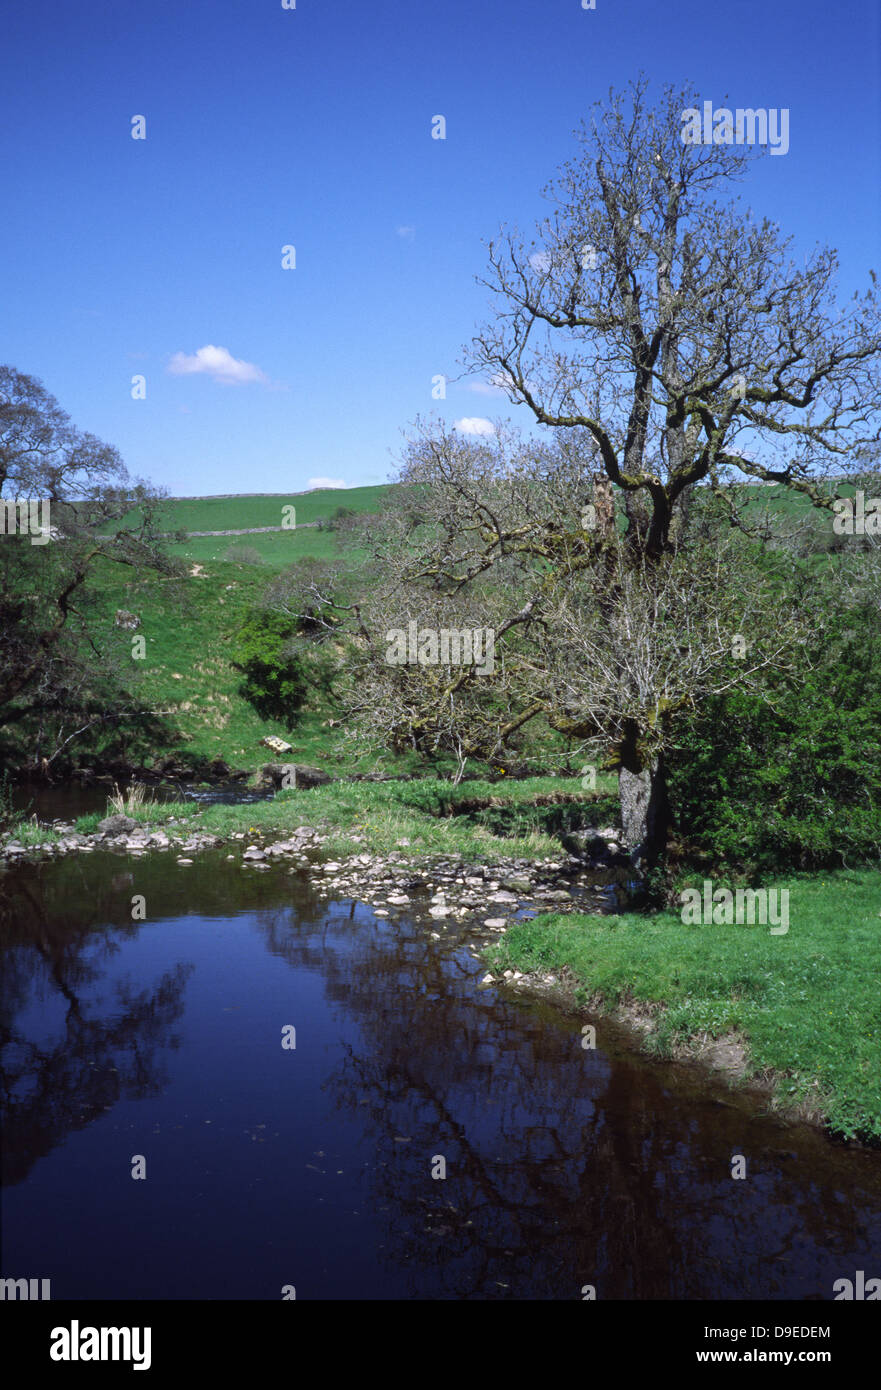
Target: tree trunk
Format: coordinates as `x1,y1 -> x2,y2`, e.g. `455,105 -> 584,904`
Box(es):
618,753 -> 669,871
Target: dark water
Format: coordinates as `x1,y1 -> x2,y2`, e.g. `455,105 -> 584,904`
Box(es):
9,779 -> 271,822
2,849 -> 880,1300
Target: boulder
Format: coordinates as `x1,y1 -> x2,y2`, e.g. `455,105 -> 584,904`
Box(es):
561,829 -> 611,859
259,735 -> 292,755
254,762 -> 332,791
97,815 -> 137,836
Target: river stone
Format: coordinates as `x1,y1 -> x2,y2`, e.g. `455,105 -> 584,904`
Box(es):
255,762 -> 332,791
242,846 -> 265,861
98,815 -> 137,835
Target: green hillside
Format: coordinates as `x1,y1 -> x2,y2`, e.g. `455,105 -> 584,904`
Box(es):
84,484 -> 394,771
114,483 -> 390,569
86,479 -> 853,776
152,483 -> 389,532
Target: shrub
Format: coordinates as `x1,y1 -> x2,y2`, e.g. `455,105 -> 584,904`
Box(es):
223,545 -> 263,564
231,608 -> 337,723
668,603 -> 881,871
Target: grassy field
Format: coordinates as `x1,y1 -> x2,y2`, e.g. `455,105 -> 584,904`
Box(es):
488,868 -> 881,1141
90,555 -> 388,774
88,486 -> 388,772
167,527 -> 362,568
116,484 -> 390,569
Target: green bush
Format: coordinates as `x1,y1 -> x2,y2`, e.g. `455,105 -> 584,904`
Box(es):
222,545 -> 263,564
668,603 -> 881,871
230,608 -> 336,723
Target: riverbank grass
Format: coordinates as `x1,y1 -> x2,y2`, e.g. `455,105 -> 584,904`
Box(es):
488,868 -> 881,1141
151,776 -> 616,861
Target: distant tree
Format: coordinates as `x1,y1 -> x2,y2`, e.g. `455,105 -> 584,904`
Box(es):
0,365 -> 182,764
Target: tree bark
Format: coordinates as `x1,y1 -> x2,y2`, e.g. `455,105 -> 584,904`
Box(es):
619,754 -> 670,871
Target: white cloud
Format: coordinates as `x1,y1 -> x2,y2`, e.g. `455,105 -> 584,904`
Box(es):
466,370 -> 517,396
167,345 -> 267,385
308,477 -> 348,489
529,251 -> 552,271
453,417 -> 495,437
396,225 -> 416,240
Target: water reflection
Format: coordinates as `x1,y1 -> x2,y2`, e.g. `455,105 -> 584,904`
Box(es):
1,851 -> 880,1299
1,865 -> 192,1187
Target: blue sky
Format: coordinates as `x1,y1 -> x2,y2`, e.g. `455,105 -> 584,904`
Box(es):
2,0 -> 879,496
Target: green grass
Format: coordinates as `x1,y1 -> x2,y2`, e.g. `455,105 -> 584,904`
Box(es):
10,775 -> 615,863
86,553 -> 389,773
167,527 -> 364,568
198,780 -> 569,861
150,483 -> 390,532
81,486 -> 395,770
488,868 -> 881,1141
194,774 -> 613,861
114,483 -> 389,529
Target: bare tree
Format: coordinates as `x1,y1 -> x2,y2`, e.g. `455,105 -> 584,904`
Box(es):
446,75 -> 881,856
268,79 -> 881,863
467,77 -> 881,550
277,422 -> 810,861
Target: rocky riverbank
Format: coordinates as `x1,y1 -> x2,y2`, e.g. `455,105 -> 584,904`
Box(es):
0,810 -> 637,929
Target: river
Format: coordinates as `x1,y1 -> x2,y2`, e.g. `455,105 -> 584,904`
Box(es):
2,845 -> 880,1299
